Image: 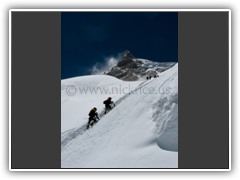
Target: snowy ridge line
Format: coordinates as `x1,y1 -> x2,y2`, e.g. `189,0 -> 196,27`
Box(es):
61,78 -> 150,149
62,64 -> 178,167
157,71 -> 177,93
61,65 -> 177,151
153,89 -> 178,136
152,67 -> 178,151
61,77 -> 159,150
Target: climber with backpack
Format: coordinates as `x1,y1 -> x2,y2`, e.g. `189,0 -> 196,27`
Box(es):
87,107 -> 100,129
103,97 -> 115,114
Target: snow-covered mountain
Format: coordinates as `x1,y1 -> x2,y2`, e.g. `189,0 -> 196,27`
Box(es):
61,62 -> 178,168
102,50 -> 176,81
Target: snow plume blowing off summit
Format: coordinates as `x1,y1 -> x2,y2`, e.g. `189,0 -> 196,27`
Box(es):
89,53 -> 122,75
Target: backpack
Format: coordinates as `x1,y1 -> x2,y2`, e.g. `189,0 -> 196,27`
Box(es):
88,108 -> 96,116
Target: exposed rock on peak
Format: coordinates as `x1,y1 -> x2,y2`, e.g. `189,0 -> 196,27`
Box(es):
103,50 -> 176,81
117,50 -> 142,69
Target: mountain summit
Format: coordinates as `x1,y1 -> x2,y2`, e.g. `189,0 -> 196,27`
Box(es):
117,50 -> 143,68
103,50 -> 176,81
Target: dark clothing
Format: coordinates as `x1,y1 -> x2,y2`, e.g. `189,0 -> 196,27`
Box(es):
87,108 -> 99,128
104,100 -> 115,109
104,99 -> 112,109
88,116 -> 97,126
103,99 -> 115,114
89,108 -> 97,117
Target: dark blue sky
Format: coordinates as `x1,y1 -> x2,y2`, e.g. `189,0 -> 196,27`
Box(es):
61,12 -> 178,79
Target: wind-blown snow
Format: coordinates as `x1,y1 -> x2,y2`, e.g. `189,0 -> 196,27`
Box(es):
61,63 -> 178,168
138,58 -> 176,68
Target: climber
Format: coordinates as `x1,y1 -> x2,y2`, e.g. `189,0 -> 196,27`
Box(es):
103,97 -> 115,114
87,107 -> 99,129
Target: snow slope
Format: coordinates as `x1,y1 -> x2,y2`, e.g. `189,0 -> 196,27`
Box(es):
61,63 -> 178,168
61,75 -> 141,133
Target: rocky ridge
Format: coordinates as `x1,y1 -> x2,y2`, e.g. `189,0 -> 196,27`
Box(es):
103,50 -> 176,81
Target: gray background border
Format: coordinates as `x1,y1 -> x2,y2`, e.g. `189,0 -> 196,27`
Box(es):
11,11 -> 229,169
178,12 -> 229,169
11,12 -> 61,169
